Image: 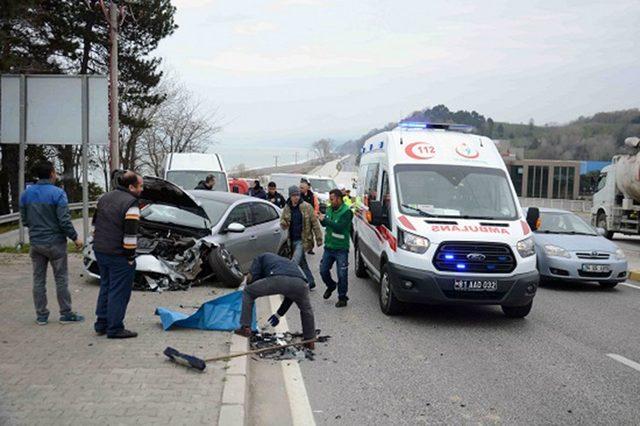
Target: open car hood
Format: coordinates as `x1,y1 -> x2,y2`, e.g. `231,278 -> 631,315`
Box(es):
141,176 -> 209,221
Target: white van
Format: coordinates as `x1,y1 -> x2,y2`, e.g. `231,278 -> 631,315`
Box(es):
163,153 -> 229,192
269,173 -> 337,203
354,122 -> 540,317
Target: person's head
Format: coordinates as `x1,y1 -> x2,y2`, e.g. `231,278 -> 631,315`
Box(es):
340,187 -> 347,195
35,161 -> 56,182
121,171 -> 143,197
289,185 -> 301,205
268,181 -> 277,194
254,180 -> 261,189
300,179 -> 310,194
329,189 -> 343,208
205,174 -> 216,189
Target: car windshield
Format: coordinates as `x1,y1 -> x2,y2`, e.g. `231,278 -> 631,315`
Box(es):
395,164 -> 518,220
310,178 -> 337,193
197,198 -> 232,227
141,204 -> 210,229
536,211 -> 597,235
166,171 -> 227,191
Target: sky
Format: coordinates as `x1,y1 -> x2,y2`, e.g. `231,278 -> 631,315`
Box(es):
158,0 -> 640,169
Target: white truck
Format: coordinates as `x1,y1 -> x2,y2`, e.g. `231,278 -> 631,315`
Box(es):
592,137 -> 640,238
163,152 -> 229,192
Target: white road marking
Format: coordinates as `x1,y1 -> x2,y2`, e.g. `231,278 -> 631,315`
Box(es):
607,354 -> 640,373
620,282 -> 640,290
268,295 -> 316,426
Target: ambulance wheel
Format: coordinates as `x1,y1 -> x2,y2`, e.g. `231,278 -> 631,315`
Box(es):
501,301 -> 533,318
354,242 -> 368,278
208,246 -> 244,288
379,264 -> 403,315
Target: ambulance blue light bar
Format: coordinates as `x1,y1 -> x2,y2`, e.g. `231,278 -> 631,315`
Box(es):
397,121 -> 475,132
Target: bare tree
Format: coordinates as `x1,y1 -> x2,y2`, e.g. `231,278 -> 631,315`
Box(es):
311,138 -> 334,160
138,77 -> 222,176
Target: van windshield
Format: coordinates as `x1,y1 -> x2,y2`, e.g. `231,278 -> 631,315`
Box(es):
395,164 -> 518,220
166,171 -> 227,191
309,178 -> 337,193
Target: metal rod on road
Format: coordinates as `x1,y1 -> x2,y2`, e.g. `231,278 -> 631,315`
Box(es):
17,75 -> 26,248
108,1 -> 120,175
81,75 -> 90,242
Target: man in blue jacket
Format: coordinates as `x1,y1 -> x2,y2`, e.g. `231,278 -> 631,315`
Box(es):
19,161 -> 84,325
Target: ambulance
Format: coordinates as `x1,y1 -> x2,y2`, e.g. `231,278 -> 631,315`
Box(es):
354,122 -> 540,317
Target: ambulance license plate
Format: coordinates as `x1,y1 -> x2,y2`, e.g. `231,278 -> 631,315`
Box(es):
454,279 -> 498,292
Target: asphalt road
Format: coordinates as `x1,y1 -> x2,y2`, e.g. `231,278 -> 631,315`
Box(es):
283,244 -> 640,425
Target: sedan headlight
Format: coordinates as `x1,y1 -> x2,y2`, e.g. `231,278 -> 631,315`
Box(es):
516,237 -> 535,257
543,244 -> 571,258
399,230 -> 430,254
614,248 -> 626,261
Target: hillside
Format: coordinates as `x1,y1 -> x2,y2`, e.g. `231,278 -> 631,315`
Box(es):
336,105 -> 640,163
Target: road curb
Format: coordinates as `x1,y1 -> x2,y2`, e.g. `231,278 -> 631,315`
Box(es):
628,270 -> 640,282
217,333 -> 250,426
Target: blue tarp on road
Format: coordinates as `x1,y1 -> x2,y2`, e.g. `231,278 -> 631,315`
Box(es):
155,290 -> 257,331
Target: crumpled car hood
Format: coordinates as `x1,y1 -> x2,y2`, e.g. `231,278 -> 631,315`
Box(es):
141,176 -> 209,221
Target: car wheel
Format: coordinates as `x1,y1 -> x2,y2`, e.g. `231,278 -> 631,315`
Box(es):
354,242 -> 368,278
597,211 -> 614,239
501,301 -> 533,318
208,246 -> 244,287
379,264 -> 403,315
598,281 -> 618,289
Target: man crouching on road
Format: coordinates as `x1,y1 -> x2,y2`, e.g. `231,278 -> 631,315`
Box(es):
92,171 -> 143,339
235,253 -> 316,349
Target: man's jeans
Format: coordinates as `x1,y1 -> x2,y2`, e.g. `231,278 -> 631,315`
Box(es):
30,242 -> 72,318
94,252 -> 135,336
291,240 -> 315,287
240,275 -> 315,340
320,248 -> 349,300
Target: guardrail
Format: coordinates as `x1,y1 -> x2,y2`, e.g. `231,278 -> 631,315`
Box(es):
519,197 -> 593,213
0,201 -> 97,226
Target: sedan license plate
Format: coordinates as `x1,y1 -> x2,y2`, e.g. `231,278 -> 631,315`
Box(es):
582,264 -> 610,273
454,279 -> 498,292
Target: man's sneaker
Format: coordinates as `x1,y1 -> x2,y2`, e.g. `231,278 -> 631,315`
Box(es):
36,316 -> 48,326
95,330 -> 106,336
107,329 -> 138,339
309,282 -> 316,291
234,326 -> 252,338
304,341 -> 315,350
59,313 -> 85,324
335,299 -> 348,308
323,288 -> 334,300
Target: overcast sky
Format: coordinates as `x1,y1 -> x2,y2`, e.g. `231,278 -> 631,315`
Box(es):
159,0 -> 640,168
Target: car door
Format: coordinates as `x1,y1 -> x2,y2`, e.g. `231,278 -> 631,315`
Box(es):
359,162 -> 383,268
217,203 -> 256,271
250,202 -> 284,254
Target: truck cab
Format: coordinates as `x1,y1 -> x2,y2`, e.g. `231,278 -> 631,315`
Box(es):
591,164 -> 616,238
353,122 -> 539,318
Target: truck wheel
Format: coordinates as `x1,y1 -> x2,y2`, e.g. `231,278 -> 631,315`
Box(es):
597,212 -> 614,240
598,281 -> 618,289
208,246 -> 244,288
379,264 -> 403,315
501,301 -> 533,318
354,242 -> 368,278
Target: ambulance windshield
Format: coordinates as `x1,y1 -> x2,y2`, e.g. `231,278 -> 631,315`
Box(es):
395,164 -> 518,220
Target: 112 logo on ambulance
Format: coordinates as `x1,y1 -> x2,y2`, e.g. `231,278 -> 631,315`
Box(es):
405,142 -> 436,160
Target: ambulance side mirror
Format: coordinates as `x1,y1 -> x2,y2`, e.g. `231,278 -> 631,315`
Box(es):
526,207 -> 540,231
369,200 -> 389,227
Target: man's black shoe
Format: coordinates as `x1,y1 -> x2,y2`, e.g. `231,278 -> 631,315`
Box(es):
107,329 -> 138,339
335,299 -> 348,308
95,330 -> 106,336
323,289 -> 334,300
307,249 -> 315,255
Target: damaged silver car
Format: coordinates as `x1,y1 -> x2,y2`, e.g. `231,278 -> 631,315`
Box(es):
84,176 -> 288,291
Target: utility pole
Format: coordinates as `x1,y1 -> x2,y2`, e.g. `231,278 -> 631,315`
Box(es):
274,155 -> 279,169
108,1 -> 120,173
295,151 -> 298,164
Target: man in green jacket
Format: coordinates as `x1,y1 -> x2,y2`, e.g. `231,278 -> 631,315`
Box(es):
319,189 -> 353,307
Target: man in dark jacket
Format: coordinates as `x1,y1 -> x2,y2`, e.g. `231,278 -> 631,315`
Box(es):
249,180 -> 267,199
20,161 -> 84,325
92,171 -> 143,339
266,181 -> 286,208
195,174 -> 216,190
235,253 -> 316,348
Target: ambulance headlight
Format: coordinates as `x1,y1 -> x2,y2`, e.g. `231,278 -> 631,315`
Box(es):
516,237 -> 536,258
399,230 -> 430,254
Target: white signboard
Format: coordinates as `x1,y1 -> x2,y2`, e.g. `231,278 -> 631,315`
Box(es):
0,75 -> 108,145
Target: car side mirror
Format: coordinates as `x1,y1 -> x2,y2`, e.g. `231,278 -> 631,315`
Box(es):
369,200 -> 389,227
596,227 -> 606,236
526,207 -> 540,231
225,222 -> 246,233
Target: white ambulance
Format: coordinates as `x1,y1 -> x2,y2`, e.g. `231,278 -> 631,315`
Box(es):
354,122 -> 540,317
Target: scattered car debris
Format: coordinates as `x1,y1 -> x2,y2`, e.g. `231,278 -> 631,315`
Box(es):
250,331 -> 330,362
